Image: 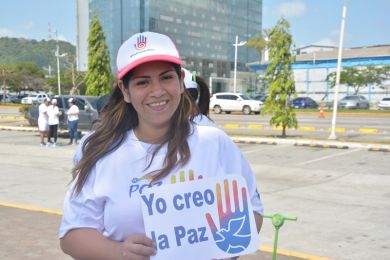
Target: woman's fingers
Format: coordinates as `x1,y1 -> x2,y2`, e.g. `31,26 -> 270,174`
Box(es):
122,234 -> 156,259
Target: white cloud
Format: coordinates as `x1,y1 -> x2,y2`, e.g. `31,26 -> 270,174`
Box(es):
0,27 -> 28,38
276,1 -> 307,18
57,33 -> 75,45
314,37 -> 338,47
21,21 -> 35,30
314,29 -> 353,47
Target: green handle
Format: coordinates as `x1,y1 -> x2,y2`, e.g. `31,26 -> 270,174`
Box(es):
263,213 -> 298,260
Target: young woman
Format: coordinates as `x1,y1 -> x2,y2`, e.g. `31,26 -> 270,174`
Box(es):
59,32 -> 263,260
47,98 -> 61,147
183,68 -> 216,127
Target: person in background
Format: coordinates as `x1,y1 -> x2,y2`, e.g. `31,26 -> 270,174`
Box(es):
47,98 -> 61,147
66,98 -> 79,145
59,31 -> 263,260
38,97 -> 50,146
183,68 -> 216,126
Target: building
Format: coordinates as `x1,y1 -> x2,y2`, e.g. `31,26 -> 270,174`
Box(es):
77,0 -> 263,87
247,44 -> 390,103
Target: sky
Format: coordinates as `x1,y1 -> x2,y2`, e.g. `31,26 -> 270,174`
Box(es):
0,0 -> 389,48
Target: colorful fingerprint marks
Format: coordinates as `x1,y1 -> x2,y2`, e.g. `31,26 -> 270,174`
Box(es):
206,180 -> 251,254
170,170 -> 203,184
141,175 -> 259,260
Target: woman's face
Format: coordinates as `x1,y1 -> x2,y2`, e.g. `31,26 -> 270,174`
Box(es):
120,61 -> 184,131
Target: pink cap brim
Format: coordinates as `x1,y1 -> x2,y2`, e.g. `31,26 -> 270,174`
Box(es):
117,55 -> 182,79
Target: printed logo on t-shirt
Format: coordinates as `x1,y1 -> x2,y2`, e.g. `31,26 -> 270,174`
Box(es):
170,170 -> 203,184
129,177 -> 163,198
129,169 -> 203,198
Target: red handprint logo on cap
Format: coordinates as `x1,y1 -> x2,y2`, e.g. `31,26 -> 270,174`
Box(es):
135,35 -> 147,50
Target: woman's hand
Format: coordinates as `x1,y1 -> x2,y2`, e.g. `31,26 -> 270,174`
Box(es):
120,234 -> 156,260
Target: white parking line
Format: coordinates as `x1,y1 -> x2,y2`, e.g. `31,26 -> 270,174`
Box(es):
296,148 -> 362,166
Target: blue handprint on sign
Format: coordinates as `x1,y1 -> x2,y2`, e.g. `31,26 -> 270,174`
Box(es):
206,179 -> 251,254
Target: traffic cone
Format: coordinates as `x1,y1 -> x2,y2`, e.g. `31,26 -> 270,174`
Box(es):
319,103 -> 325,118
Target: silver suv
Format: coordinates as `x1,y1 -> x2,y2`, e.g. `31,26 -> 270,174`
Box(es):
210,92 -> 263,115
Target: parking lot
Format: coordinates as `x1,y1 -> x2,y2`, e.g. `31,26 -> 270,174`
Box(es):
0,130 -> 389,259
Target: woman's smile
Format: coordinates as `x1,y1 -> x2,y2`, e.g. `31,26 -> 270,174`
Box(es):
147,99 -> 169,111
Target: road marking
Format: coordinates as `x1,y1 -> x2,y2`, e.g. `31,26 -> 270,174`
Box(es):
0,201 -> 63,215
260,245 -> 333,260
359,128 -> 379,134
328,127 -> 346,133
224,123 -> 240,129
248,124 -> 264,129
299,126 -> 316,131
296,148 -> 361,166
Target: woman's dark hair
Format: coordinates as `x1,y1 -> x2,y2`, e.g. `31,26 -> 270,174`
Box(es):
71,63 -> 197,195
195,76 -> 211,116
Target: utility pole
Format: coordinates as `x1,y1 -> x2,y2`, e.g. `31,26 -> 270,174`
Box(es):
329,0 -> 347,140
233,35 -> 247,93
54,30 -> 67,96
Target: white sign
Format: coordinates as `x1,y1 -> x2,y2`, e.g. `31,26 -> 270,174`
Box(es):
141,175 -> 260,260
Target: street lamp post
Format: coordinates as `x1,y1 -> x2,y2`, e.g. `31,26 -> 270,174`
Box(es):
55,31 -> 67,96
329,0 -> 347,139
233,35 -> 247,93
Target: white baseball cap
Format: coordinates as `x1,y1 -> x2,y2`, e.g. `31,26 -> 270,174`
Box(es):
183,68 -> 198,89
116,32 -> 182,79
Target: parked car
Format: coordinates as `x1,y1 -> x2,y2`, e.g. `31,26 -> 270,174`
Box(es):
338,95 -> 369,109
15,94 -> 29,103
292,97 -> 318,109
21,93 -> 49,104
0,94 -> 18,103
26,95 -> 99,130
251,94 -> 268,103
377,97 -> 390,110
209,92 -> 263,115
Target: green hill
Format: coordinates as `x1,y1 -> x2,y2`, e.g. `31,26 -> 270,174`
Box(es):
0,37 -> 76,71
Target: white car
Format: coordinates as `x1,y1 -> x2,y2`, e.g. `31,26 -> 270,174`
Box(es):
378,97 -> 390,110
21,93 -> 49,104
209,92 -> 263,115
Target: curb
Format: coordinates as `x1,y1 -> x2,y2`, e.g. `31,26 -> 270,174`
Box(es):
220,123 -> 388,135
1,125 -> 389,152
294,143 -> 349,149
0,115 -> 26,120
230,135 -> 390,152
233,139 -> 277,145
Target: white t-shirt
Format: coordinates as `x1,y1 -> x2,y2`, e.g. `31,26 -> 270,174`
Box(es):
38,103 -> 48,122
47,105 -> 60,125
38,103 -> 49,131
67,104 -> 79,121
60,125 -> 263,241
193,114 -> 217,127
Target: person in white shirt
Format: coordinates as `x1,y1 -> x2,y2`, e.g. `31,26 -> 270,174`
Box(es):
37,97 -> 50,146
59,32 -> 263,260
47,98 -> 62,147
66,98 -> 80,145
183,68 -> 216,127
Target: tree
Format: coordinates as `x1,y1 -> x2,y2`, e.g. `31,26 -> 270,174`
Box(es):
326,66 -> 389,95
261,18 -> 297,137
246,36 -> 267,56
246,35 -> 267,94
84,14 -> 112,96
1,63 -> 46,95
